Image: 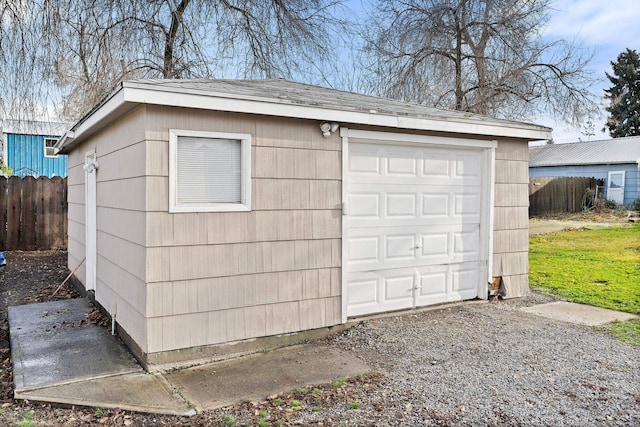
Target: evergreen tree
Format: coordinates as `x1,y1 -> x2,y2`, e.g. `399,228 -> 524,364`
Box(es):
604,48 -> 640,137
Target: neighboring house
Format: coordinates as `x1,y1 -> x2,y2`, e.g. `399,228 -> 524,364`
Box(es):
529,137 -> 640,207
1,119 -> 69,178
56,79 -> 551,367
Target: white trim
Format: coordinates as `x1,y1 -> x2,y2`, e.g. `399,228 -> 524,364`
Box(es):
606,170 -> 626,205
84,149 -> 97,292
44,137 -> 59,158
341,128 -> 498,149
340,128 -> 350,324
168,129 -> 252,213
478,144 -> 496,299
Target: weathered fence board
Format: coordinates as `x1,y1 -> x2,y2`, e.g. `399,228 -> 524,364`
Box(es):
529,177 -> 601,217
0,176 -> 67,250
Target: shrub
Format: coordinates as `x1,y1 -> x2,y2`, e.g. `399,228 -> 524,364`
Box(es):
604,199 -> 620,210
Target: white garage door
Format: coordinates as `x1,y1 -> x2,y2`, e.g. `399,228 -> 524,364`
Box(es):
345,141 -> 486,317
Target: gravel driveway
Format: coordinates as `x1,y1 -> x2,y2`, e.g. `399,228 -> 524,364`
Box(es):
314,294 -> 640,426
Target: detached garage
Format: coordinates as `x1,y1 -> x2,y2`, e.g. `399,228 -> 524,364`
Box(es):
56,79 -> 550,367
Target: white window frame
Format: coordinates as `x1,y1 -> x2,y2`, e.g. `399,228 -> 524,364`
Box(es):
169,129 -> 251,213
44,138 -> 59,158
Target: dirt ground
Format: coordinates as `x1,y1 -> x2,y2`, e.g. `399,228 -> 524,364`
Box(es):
529,208 -> 638,222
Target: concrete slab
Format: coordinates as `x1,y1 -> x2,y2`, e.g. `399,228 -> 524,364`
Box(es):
165,344 -> 371,411
9,299 -> 142,391
9,298 -> 370,416
522,301 -> 638,326
15,373 -> 195,416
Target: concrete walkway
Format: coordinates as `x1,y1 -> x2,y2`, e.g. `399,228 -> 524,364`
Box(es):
9,298 -> 636,415
522,301 -> 638,326
9,299 -> 370,415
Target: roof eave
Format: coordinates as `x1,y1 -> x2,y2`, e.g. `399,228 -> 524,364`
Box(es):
60,82 -> 552,150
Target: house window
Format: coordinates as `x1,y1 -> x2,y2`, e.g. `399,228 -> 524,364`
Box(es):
44,138 -> 59,158
169,129 -> 251,213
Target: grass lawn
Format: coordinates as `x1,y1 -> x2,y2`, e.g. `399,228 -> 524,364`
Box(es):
529,223 -> 640,345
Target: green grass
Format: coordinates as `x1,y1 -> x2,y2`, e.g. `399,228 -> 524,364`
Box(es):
529,224 -> 640,314
529,224 -> 640,346
600,319 -> 640,346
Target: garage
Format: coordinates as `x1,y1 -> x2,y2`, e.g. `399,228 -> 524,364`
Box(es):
342,130 -> 495,317
57,79 -> 549,363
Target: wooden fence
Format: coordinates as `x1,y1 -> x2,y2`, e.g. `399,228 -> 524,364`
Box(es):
529,176 -> 602,217
0,176 -> 67,250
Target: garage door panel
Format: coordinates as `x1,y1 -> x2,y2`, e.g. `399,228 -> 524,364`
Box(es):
349,193 -> 380,218
454,194 -> 481,216
416,265 -> 449,306
422,193 -> 450,217
420,233 -> 449,257
384,275 -> 415,302
386,193 -> 417,217
387,155 -> 418,176
348,236 -> 379,263
453,228 -> 480,256
455,154 -> 481,178
346,269 -> 414,317
423,155 -> 450,176
452,264 -> 479,299
385,234 -> 417,260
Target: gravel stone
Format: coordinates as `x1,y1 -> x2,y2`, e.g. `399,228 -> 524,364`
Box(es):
320,299 -> 640,426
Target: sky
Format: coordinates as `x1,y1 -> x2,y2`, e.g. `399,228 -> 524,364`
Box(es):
346,0 -> 640,144
541,0 -> 640,143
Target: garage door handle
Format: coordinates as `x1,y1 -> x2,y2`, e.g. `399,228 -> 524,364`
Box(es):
414,244 -> 422,249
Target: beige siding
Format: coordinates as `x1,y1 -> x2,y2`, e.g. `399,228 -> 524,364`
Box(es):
493,139 -> 530,298
66,107 -> 150,352
143,107 -> 343,353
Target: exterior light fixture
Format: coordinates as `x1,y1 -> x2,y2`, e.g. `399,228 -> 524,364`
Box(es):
320,122 -> 340,137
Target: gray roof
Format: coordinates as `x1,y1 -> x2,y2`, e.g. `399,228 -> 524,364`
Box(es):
59,79 -> 552,153
122,79 -> 548,132
529,136 -> 640,167
1,119 -> 70,136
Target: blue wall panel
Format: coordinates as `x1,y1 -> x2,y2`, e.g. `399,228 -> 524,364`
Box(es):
6,133 -> 68,178
530,163 -> 640,207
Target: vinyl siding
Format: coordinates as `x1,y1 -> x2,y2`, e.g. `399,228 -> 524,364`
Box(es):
143,106 -> 342,353
66,106 -> 149,351
493,140 -> 530,298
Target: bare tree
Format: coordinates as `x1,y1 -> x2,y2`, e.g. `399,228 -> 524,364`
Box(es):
3,0 -> 347,121
363,0 -> 598,125
0,1 -> 53,120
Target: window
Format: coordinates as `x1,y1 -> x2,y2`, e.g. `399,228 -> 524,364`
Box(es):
44,138 -> 59,158
169,129 -> 251,213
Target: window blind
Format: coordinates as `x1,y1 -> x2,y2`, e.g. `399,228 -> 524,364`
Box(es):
176,137 -> 241,204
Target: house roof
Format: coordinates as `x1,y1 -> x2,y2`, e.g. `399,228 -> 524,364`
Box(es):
58,79 -> 551,153
529,136 -> 640,167
1,119 -> 69,137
